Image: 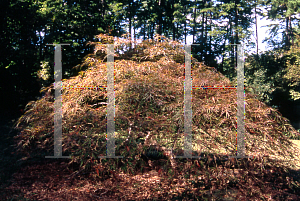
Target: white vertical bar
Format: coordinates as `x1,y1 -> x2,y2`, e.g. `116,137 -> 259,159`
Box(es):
236,44 -> 246,157
184,45 -> 192,158
46,44 -> 70,158
229,44 -> 250,159
99,44 -> 123,158
175,45 -> 201,158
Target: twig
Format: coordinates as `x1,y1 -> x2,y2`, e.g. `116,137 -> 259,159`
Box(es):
92,102 -> 107,107
90,193 -> 103,199
67,169 -> 84,180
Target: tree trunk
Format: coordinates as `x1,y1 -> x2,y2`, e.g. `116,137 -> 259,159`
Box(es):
234,0 -> 239,69
209,11 -> 212,66
255,0 -> 258,56
201,12 -> 204,61
192,5 -> 196,43
172,0 -> 175,40
286,16 -> 290,49
289,16 -> 293,46
157,0 -> 163,37
184,5 -> 187,44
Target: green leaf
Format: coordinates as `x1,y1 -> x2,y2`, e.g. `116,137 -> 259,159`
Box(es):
5,61 -> 16,69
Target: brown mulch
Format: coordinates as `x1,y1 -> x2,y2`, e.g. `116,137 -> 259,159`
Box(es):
1,157 -> 300,201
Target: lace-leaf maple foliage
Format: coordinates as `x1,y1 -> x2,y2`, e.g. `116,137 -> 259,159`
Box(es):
13,33 -> 300,187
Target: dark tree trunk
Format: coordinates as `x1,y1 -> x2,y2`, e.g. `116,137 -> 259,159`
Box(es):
255,0 -> 258,56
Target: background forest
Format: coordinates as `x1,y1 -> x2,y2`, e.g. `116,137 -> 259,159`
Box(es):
0,0 -> 300,131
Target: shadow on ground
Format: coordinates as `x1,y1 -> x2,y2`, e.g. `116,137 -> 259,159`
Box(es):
1,108 -> 300,200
